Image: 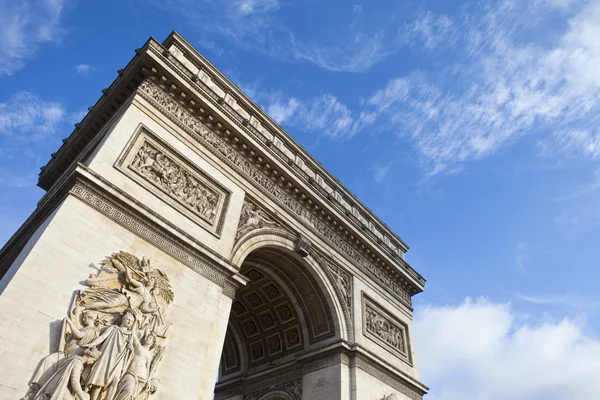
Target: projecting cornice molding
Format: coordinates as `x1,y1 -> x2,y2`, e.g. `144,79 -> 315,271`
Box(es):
137,79 -> 419,303
36,31 -> 425,297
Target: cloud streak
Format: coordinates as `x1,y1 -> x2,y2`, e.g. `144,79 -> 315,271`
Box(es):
0,91 -> 67,186
253,0 -> 600,175
0,0 -> 67,75
152,0 -> 451,72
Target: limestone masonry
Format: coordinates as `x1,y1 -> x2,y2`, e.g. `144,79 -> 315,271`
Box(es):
0,31 -> 428,400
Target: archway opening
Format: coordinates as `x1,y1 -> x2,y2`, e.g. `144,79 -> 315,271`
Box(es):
215,245 -> 340,399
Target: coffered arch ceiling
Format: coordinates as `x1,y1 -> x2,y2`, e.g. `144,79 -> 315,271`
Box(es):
219,246 -> 339,378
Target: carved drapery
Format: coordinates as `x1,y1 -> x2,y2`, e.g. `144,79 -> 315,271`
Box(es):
21,252 -> 174,400
138,80 -> 414,306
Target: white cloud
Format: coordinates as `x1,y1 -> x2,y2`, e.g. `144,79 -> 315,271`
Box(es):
0,91 -> 67,187
152,0 -> 451,72
266,97 -> 301,125
372,163 -> 392,183
414,297 -> 600,400
0,92 -> 66,141
235,0 -> 279,16
0,0 -> 66,75
75,64 -> 91,75
371,0 -> 600,173
266,0 -> 600,174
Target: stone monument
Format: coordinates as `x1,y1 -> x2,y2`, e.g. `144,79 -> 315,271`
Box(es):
0,31 -> 429,400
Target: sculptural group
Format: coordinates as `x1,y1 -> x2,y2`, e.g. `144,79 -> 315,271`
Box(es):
22,252 -> 174,400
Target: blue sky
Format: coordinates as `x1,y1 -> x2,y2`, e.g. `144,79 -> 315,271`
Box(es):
2,0 -> 600,398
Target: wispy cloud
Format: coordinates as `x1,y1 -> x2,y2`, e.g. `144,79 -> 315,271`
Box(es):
516,293 -> 600,312
235,0 -> 279,16
75,63 -> 91,75
372,163 -> 392,184
415,297 -> 600,400
552,167 -> 600,232
0,92 -> 66,142
0,92 -> 67,186
515,241 -> 528,272
365,0 -> 600,174
151,0 -> 452,72
0,0 -> 67,75
251,0 -> 600,176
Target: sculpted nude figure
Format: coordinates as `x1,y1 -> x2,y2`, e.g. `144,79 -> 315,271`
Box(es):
113,333 -> 156,400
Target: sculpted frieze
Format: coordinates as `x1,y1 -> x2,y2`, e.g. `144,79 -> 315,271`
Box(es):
22,252 -> 174,400
138,80 -> 413,305
116,127 -> 230,236
362,294 -> 411,363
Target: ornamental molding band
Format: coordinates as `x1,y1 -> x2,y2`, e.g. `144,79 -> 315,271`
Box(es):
22,252 -> 174,400
70,171 -> 239,297
115,125 -> 230,237
362,293 -> 412,365
242,377 -> 303,400
137,79 -> 414,305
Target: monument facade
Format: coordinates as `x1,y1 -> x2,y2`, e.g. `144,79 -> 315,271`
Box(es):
0,32 -> 428,400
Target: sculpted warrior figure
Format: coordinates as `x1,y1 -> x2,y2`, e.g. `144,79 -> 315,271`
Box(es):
31,348 -> 101,400
27,312 -> 100,394
236,202 -> 278,239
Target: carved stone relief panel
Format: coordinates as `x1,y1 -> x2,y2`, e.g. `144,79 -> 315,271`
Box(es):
362,293 -> 412,365
235,199 -> 280,241
22,251 -> 174,400
115,124 -> 231,237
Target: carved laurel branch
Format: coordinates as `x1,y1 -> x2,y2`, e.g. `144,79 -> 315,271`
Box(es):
137,80 -> 413,306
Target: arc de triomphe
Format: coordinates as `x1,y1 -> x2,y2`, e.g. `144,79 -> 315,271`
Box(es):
0,32 -> 428,400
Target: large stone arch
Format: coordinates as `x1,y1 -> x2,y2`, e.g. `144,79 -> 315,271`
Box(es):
215,229 -> 349,398
230,228 -> 349,342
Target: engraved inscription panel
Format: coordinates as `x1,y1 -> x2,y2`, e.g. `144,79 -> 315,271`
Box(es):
362,293 -> 412,364
116,125 -> 230,236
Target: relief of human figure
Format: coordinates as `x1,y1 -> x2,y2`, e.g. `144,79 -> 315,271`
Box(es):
85,311 -> 136,400
23,252 -> 174,400
26,312 -> 101,396
112,332 -> 160,400
30,348 -> 101,400
78,253 -> 173,337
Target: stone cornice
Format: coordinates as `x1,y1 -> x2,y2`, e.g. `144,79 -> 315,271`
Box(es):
35,32 -> 425,294
162,32 -> 413,257
136,79 -> 420,302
